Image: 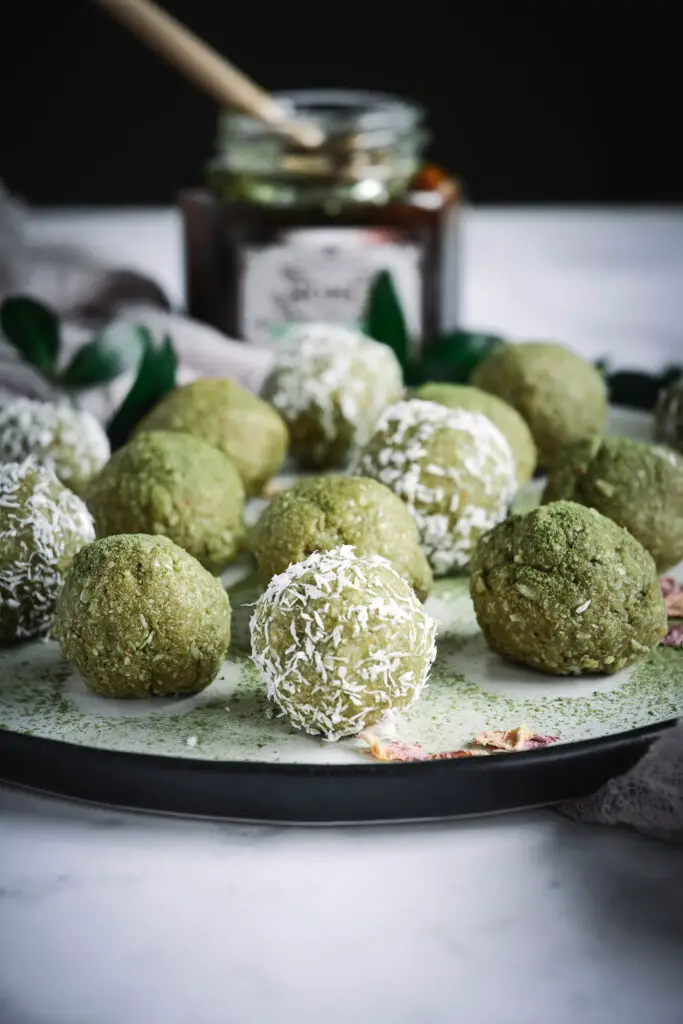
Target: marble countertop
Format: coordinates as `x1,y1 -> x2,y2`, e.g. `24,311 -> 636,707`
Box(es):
2,207 -> 683,1024
3,788 -> 683,1024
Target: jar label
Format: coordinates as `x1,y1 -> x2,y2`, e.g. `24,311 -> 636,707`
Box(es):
240,227 -> 422,346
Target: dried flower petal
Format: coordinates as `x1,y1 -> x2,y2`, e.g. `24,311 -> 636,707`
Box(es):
665,594 -> 683,618
429,749 -> 480,760
362,723 -> 559,762
660,577 -> 683,618
660,577 -> 682,599
662,623 -> 683,647
472,724 -> 559,752
366,739 -> 482,762
366,738 -> 431,762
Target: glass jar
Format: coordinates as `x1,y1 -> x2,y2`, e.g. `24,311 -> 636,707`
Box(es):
179,89 -> 460,350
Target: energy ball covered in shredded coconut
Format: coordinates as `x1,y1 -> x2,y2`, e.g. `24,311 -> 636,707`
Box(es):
260,323 -> 404,470
0,398 -> 110,496
655,377 -> 683,455
414,382 -> 537,485
470,501 -> 666,676
353,399 -> 516,575
0,460 -> 95,646
250,546 -> 437,740
53,534 -> 232,698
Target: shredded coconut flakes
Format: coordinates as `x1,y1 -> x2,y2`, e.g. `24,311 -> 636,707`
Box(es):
353,399 -> 516,575
0,398 -> 110,488
0,459 -> 95,642
265,324 -> 404,460
249,545 -> 437,741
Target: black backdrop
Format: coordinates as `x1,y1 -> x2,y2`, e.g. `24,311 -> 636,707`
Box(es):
1,0 -> 680,206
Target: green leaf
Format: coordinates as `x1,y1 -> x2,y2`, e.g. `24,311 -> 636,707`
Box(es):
660,365 -> 683,390
107,333 -> 178,449
363,270 -> 410,370
594,358 -> 610,381
0,296 -> 61,374
607,369 -> 681,411
605,371 -> 663,411
60,322 -> 148,388
411,330 -> 506,386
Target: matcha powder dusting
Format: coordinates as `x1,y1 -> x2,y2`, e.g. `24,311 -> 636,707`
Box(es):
250,546 -> 437,740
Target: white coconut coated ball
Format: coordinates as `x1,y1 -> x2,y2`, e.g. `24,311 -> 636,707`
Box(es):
0,398 -> 110,495
354,399 -> 517,575
250,545 -> 437,740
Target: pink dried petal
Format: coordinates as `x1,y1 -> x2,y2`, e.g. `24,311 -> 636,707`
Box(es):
665,593 -> 683,618
429,749 -> 480,760
660,577 -> 682,599
472,724 -> 559,752
368,739 -> 431,762
363,725 -> 559,762
660,576 -> 683,615
516,734 -> 560,750
662,623 -> 683,647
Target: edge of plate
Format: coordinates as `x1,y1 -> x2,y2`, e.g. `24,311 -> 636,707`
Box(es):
0,717 -> 675,824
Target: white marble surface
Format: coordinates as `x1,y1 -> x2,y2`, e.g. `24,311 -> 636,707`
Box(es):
2,207 -> 683,1024
2,788 -> 683,1024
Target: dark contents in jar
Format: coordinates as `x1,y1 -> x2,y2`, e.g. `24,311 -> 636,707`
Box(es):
180,164 -> 460,349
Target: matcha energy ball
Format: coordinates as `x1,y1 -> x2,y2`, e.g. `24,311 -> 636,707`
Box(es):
414,382 -> 537,484
354,399 -> 516,575
542,434 -> 683,571
250,546 -> 437,739
261,323 -> 404,469
471,342 -> 608,469
250,475 -> 433,600
0,398 -> 110,495
655,377 -> 683,454
53,534 -> 232,698
135,378 -> 288,495
470,501 -> 666,675
87,430 -> 245,573
0,460 -> 95,646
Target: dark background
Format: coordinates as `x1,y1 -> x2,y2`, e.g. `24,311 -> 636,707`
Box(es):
1,0 -> 679,206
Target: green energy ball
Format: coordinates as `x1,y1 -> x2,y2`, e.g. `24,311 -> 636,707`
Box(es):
86,431 -> 245,573
250,546 -> 437,739
53,534 -> 232,698
0,460 -> 95,646
471,342 -> 608,469
260,323 -> 404,469
470,501 -> 666,676
542,434 -> 683,572
249,474 -> 433,600
655,377 -> 683,454
354,399 -> 516,575
135,377 -> 288,495
414,382 -> 537,485
0,398 -> 110,495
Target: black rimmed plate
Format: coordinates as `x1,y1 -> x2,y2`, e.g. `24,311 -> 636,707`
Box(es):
0,407 -> 680,823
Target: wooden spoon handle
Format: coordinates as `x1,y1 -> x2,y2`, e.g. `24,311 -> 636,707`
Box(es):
93,0 -> 324,148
